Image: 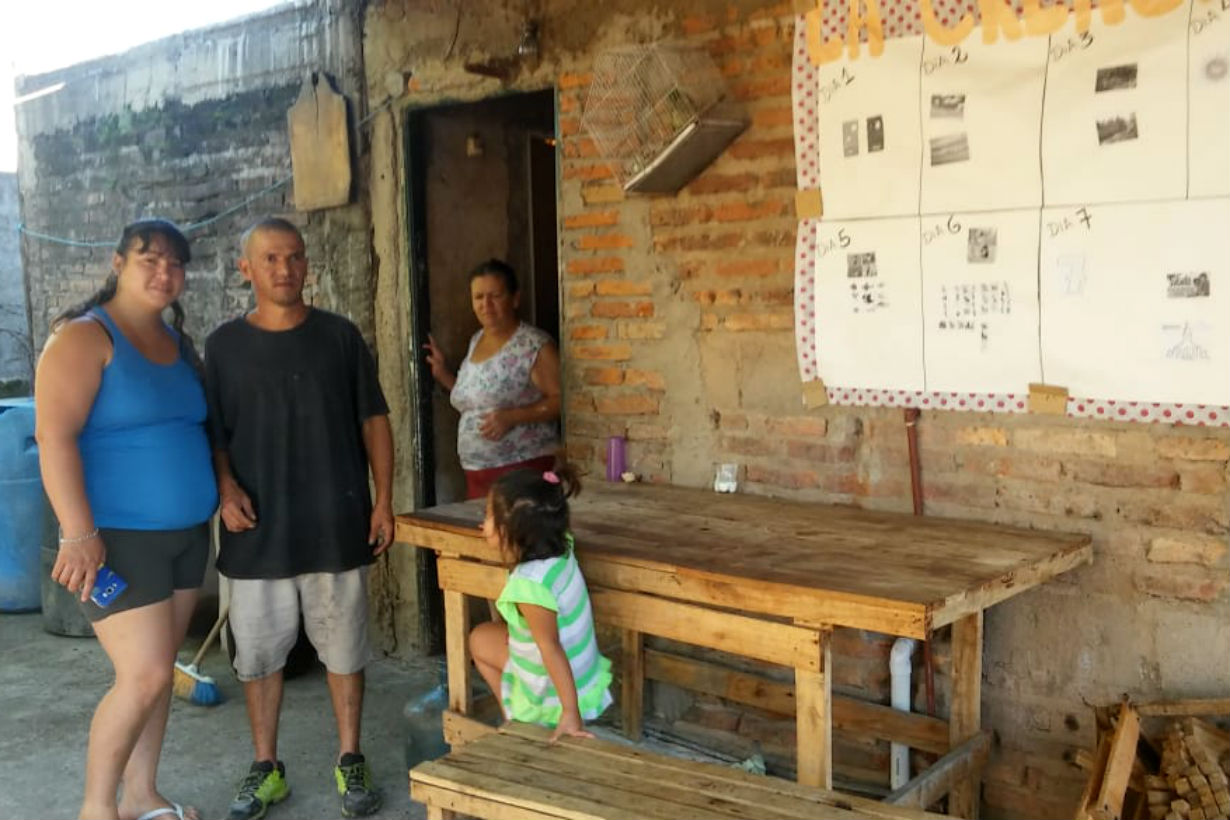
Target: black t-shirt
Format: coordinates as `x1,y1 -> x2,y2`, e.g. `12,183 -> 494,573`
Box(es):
204,309 -> 389,579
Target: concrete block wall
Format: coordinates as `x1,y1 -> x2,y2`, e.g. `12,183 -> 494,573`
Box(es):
15,1 -> 371,350
365,0 -> 1228,816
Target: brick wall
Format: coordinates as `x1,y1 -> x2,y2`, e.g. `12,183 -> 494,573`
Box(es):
363,2 -> 1229,816
0,172 -> 31,387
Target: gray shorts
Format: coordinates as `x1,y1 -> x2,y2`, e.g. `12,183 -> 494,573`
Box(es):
82,524 -> 210,623
226,567 -> 370,681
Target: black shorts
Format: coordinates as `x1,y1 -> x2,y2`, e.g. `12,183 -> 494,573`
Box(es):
81,523 -> 210,623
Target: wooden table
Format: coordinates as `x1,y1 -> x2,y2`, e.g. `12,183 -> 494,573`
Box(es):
396,483 -> 1092,817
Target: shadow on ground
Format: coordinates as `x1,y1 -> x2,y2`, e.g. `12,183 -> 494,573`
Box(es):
0,612 -> 437,820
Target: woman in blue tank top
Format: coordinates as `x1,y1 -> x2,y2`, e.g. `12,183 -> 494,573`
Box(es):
34,219 -> 217,820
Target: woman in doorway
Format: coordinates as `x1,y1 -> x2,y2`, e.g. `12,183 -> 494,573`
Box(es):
424,258 -> 561,500
35,219 -> 217,820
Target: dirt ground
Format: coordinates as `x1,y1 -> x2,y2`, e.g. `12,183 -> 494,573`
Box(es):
0,611 -> 436,820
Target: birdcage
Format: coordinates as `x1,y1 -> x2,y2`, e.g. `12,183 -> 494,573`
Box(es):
581,42 -> 748,194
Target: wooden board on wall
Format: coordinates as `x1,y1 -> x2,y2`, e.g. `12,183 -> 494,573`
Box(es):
287,73 -> 351,210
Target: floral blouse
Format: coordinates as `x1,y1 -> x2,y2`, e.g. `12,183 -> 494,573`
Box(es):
450,322 -> 559,470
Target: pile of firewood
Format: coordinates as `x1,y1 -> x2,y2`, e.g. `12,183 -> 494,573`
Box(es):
1074,698 -> 1230,820
1145,718 -> 1230,820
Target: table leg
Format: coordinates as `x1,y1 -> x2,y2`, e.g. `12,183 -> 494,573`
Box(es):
621,629 -> 644,741
795,628 -> 833,789
444,589 -> 472,715
425,806 -> 456,820
948,612 -> 984,819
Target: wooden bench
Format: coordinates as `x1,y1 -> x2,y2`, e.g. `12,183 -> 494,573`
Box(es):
410,722 -> 949,820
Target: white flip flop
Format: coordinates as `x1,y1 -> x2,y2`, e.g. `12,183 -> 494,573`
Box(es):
135,803 -> 187,820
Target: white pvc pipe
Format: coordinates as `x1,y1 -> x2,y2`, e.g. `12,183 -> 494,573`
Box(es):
889,637 -> 918,789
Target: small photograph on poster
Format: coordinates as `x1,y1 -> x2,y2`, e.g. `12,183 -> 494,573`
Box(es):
842,120 -> 859,157
922,209 -> 1041,393
1042,9 -> 1186,204
867,115 -> 885,152
919,34 -> 1047,213
813,216 -> 924,391
930,133 -> 970,165
967,227 -> 998,263
1166,272 -> 1211,298
1162,321 -> 1211,361
1096,114 -> 1139,145
1095,64 -> 1138,92
847,252 -> 878,278
930,93 -> 966,119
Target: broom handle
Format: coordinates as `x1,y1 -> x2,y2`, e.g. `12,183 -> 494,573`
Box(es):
189,604 -> 229,668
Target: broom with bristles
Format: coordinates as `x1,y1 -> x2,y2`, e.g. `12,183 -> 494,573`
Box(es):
172,605 -> 227,706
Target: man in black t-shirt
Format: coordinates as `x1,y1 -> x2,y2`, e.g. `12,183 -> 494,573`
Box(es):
205,217 -> 393,820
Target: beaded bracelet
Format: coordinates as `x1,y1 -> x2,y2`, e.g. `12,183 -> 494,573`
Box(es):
59,527 -> 99,545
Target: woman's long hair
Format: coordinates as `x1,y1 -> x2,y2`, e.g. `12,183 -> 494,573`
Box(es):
51,219 -> 202,376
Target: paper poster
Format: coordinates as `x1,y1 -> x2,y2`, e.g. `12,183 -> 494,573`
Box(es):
922,210 -> 1042,393
1189,0 -> 1230,197
814,36 -> 924,219
1040,199 -> 1230,406
1042,5 -> 1189,206
813,217 -> 925,390
919,35 -> 1048,214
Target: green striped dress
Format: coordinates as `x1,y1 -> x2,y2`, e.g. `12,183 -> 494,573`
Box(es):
495,536 -> 613,726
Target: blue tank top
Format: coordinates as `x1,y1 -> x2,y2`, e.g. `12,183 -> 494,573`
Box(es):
78,308 -> 218,530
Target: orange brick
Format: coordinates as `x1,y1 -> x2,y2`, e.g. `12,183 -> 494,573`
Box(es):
745,464 -> 820,489
618,322 -> 666,340
569,324 -> 608,341
681,14 -> 718,34
653,231 -> 744,253
727,138 -> 796,161
724,311 -> 792,331
625,369 -> 666,390
723,435 -> 776,456
562,137 -> 600,158
787,440 -> 857,463
558,94 -> 579,114
752,105 -> 794,129
576,232 -> 636,250
761,169 -> 798,190
568,282 -> 595,300
592,301 -> 653,318
730,75 -> 793,100
583,367 -> 624,386
558,116 -> 581,136
558,72 -> 592,90
715,259 -> 779,278
713,199 -> 787,222
650,205 -> 711,227
596,394 -> 660,415
566,256 -> 625,276
562,163 -> 615,181
686,172 -> 758,196
581,184 -> 624,205
564,210 -> 619,229
572,343 -> 632,361
595,280 -> 651,296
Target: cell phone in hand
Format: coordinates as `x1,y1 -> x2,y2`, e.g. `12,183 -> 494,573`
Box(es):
90,566 -> 128,608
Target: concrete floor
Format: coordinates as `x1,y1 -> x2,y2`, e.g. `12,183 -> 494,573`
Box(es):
0,612 -> 437,820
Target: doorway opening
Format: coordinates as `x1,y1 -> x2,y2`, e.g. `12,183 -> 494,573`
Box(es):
405,89 -> 558,651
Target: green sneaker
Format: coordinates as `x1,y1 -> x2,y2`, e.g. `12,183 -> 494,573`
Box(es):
335,752 -> 382,817
227,760 -> 290,820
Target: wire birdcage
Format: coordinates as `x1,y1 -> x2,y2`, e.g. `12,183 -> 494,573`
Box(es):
581,43 -> 745,193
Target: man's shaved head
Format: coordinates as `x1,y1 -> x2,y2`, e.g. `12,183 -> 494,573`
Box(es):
240,217 -> 304,258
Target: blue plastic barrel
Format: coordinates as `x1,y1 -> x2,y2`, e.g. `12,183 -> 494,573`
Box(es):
0,398 -> 43,612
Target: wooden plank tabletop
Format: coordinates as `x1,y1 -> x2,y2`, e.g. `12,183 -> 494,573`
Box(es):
396,482 -> 1091,635
411,722 -> 948,820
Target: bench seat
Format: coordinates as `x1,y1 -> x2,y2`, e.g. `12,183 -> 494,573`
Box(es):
410,723 -> 947,820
